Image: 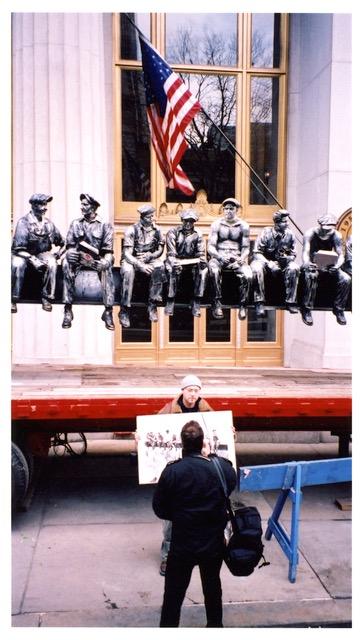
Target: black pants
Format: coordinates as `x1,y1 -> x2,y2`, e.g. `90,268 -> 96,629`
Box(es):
160,550 -> 224,627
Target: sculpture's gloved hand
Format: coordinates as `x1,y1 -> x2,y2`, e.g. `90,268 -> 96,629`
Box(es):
66,248 -> 80,264
94,258 -> 108,272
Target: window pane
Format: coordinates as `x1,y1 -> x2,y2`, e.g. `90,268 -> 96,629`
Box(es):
121,307 -> 152,342
169,308 -> 194,342
165,14 -> 237,66
120,13 -> 150,60
247,309 -> 276,342
166,74 -> 236,203
206,308 -> 231,342
251,14 -> 281,68
249,76 -> 279,205
121,70 -> 151,202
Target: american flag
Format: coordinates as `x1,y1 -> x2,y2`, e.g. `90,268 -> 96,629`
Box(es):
139,35 -> 201,196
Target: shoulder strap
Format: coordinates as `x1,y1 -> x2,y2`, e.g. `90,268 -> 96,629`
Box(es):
211,457 -> 239,532
211,456 -> 227,494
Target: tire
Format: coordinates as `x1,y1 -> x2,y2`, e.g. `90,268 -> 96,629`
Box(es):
11,442 -> 30,508
21,445 -> 34,484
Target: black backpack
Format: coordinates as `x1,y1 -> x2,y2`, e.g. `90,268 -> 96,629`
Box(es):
211,457 -> 269,577
225,505 -> 268,576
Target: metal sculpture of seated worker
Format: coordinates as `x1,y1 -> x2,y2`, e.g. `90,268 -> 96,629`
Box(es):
11,193 -> 65,313
164,209 -> 208,318
250,209 -> 300,317
61,193 -> 115,331
342,235 -> 352,277
300,214 -> 351,326
207,197 -> 252,320
119,204 -> 166,328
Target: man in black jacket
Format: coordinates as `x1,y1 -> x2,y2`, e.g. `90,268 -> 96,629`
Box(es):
152,420 -> 237,628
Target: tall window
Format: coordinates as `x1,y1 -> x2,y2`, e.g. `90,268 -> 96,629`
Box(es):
114,13 -> 288,221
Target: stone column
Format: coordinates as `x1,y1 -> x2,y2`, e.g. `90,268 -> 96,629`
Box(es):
284,13 -> 351,370
12,13 -> 114,364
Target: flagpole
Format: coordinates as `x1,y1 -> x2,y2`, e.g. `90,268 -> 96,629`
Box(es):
198,108 -> 304,238
124,12 -> 303,238
124,13 -> 152,43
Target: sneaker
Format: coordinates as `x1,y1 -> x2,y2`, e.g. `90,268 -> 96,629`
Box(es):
238,306 -> 247,320
159,560 -> 167,576
11,301 -> 17,313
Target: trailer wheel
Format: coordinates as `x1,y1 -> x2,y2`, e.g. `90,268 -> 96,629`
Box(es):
11,442 -> 30,508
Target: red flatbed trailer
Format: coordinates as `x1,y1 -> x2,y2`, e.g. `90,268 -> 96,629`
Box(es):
12,364 -> 351,456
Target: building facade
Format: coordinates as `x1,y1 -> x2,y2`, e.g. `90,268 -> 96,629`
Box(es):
11,13 -> 352,369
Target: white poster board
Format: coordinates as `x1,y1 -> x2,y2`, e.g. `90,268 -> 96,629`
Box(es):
136,411 -> 236,484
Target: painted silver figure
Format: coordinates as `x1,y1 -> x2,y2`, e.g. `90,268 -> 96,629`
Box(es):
119,204 -> 166,328
11,193 -> 65,313
164,209 -> 208,317
342,235 -> 352,277
301,214 -> 351,326
61,194 -> 115,330
250,209 -> 300,317
207,198 -> 252,320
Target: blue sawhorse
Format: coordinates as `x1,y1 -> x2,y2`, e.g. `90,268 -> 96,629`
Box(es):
239,457 -> 351,583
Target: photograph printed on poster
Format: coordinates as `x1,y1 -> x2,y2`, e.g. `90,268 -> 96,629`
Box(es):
136,410 -> 236,484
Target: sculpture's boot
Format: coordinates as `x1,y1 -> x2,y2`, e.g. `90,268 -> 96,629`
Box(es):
148,303 -> 158,322
164,299 -> 175,316
333,307 -> 346,325
191,299 -> 201,317
212,299 -> 223,319
238,306 -> 247,320
254,302 -> 266,317
41,298 -> 52,312
101,307 -> 115,330
118,306 -> 130,328
62,304 -> 73,328
301,307 -> 313,326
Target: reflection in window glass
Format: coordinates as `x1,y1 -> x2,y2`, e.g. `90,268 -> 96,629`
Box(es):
249,76 -> 279,205
206,309 -> 231,342
166,74 -> 236,203
251,14 -> 281,68
166,14 -> 237,66
169,308 -> 194,342
120,13 -> 150,60
247,309 -> 276,342
121,70 -> 151,202
122,307 -> 152,342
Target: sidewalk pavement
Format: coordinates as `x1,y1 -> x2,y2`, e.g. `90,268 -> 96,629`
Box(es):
11,440 -> 352,629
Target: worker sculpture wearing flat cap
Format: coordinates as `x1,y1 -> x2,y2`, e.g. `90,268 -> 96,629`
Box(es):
61,194 -> 115,330
250,209 -> 300,317
11,193 -> 65,313
119,205 -> 166,328
207,198 -> 252,320
300,214 -> 351,326
164,209 -> 208,317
